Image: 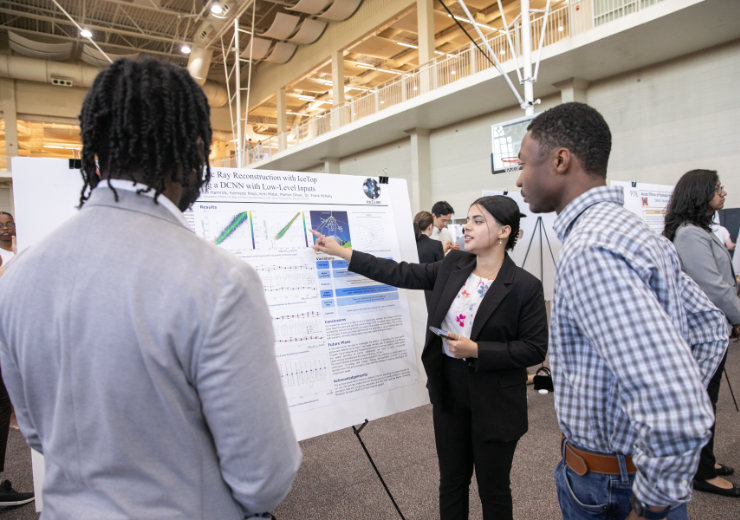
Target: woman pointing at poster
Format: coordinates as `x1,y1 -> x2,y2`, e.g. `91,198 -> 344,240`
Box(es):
311,195 -> 548,520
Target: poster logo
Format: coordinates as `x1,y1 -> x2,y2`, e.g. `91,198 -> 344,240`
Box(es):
362,178 -> 381,200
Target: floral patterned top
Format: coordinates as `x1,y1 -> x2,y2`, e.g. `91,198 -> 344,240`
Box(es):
440,272 -> 495,358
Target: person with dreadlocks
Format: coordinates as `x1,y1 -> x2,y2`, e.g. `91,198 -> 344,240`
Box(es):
0,58 -> 301,519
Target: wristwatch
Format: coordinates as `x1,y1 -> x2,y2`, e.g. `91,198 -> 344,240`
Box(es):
629,494 -> 668,519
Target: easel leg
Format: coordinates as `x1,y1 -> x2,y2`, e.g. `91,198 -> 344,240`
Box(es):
352,420 -> 406,520
724,369 -> 739,412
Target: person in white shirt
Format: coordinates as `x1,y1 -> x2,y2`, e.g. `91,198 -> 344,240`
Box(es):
431,201 -> 459,254
710,222 -> 734,251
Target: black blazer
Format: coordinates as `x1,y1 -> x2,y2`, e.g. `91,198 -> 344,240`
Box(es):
416,234 -> 444,264
349,250 -> 548,442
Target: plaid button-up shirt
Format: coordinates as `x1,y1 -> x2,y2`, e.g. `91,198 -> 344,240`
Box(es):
551,186 -> 727,507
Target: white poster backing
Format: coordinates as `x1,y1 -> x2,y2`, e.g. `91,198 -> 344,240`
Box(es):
10,158 -> 430,511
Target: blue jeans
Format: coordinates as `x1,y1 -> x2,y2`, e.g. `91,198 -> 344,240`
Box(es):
554,454 -> 689,519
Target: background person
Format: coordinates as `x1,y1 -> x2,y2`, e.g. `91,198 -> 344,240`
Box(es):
431,201 -> 459,254
0,212 -> 15,268
414,211 -> 445,310
516,102 -> 727,520
710,221 -> 735,251
414,211 -> 444,264
0,235 -> 33,508
312,195 -> 548,520
0,58 -> 301,520
664,170 -> 740,498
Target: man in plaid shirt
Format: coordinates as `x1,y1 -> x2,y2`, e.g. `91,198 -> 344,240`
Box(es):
516,103 -> 727,520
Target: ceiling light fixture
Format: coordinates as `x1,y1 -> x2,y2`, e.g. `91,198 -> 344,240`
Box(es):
357,64 -> 375,69
558,26 -> 564,31
451,70 -> 456,74
397,42 -> 418,49
377,68 -> 401,75
210,1 -> 223,15
181,45 -> 192,54
80,28 -> 93,38
297,95 -> 315,101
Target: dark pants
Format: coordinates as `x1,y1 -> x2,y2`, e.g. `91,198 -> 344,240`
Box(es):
695,349 -> 728,481
433,356 -> 519,520
0,368 -> 11,472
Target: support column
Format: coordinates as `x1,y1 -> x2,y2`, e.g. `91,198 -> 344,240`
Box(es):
405,128 -> 431,215
417,0 -> 435,64
331,50 -> 346,130
321,157 -> 340,174
276,86 -> 287,151
553,78 -> 590,104
1,78 -> 19,161
417,0 -> 435,95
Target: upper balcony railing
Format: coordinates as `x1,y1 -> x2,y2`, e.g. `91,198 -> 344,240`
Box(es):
240,0 -> 667,167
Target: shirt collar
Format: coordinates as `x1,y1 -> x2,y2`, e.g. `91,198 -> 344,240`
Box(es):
101,179 -> 191,230
553,186 -> 624,242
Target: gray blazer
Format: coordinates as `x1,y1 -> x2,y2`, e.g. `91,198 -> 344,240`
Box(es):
674,223 -> 740,324
0,187 -> 301,519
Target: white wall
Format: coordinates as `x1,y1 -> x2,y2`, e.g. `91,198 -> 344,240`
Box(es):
589,39 -> 740,206
428,95 -> 561,217
326,39 -> 740,214
302,139 -> 413,200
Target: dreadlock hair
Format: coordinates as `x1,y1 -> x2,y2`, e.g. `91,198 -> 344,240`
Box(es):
663,169 -> 719,241
527,102 -> 612,178
78,57 -> 212,207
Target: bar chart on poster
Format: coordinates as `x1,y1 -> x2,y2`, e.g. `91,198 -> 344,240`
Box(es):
190,168 -> 429,439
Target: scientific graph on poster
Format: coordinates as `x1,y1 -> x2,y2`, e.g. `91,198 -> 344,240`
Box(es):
252,209 -> 309,250
310,210 -> 351,247
195,203 -> 254,254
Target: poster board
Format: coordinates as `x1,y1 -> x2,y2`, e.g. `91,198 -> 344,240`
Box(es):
482,190 -> 560,300
610,181 -> 674,234
11,157 -> 430,510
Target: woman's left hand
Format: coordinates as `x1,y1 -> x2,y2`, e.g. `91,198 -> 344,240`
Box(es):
444,333 -> 478,359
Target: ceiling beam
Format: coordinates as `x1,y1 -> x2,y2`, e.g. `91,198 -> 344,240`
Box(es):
0,5 -> 182,44
0,26 -> 188,59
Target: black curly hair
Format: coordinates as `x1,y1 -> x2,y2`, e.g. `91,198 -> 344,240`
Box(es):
78,57 -> 212,208
527,102 -> 612,178
470,195 -> 521,251
663,169 -> 719,241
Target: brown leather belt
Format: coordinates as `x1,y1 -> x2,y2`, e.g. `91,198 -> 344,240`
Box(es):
562,437 -> 636,477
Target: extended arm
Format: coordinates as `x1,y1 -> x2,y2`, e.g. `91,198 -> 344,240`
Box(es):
674,226 -> 740,324
311,229 -> 441,291
476,281 -> 548,371
196,265 -> 301,516
565,247 -> 713,508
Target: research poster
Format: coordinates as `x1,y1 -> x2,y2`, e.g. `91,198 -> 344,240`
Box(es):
611,181 -> 674,234
189,169 -> 425,428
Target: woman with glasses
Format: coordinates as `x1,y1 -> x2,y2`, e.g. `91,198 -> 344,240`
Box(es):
0,212 -> 15,270
664,170 -> 740,498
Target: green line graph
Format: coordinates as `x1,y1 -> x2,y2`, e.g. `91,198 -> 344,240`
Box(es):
274,212 -> 301,240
